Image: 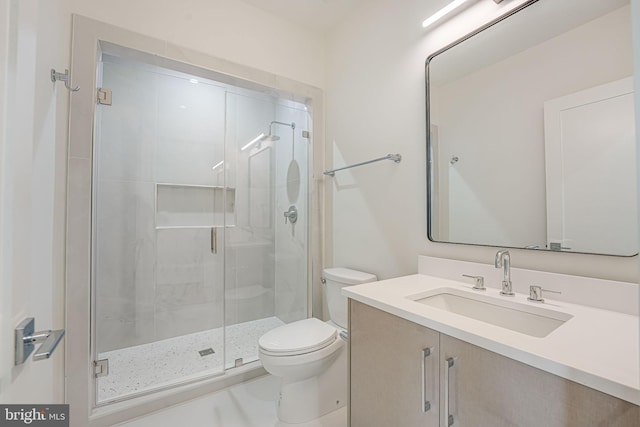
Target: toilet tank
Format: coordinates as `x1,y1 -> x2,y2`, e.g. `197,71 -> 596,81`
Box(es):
323,268 -> 377,328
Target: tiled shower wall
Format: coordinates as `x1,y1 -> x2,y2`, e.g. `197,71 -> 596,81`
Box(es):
95,57 -> 307,354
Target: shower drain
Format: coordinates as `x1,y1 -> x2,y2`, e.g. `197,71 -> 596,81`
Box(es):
198,348 -> 215,357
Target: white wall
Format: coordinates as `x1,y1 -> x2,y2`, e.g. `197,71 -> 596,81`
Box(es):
0,0 -> 69,403
326,0 -> 640,283
67,0 -> 326,90
0,0 -> 10,384
325,0 -> 437,280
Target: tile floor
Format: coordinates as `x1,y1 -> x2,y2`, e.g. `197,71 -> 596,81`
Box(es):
115,374 -> 348,427
98,317 -> 284,402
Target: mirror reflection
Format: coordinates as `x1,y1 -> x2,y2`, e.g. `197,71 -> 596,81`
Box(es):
427,0 -> 637,256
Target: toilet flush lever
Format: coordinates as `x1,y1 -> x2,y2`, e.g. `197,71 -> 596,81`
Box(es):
284,205 -> 298,224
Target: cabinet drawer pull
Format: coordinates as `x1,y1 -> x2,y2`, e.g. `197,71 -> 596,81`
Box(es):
421,347 -> 433,412
445,357 -> 456,426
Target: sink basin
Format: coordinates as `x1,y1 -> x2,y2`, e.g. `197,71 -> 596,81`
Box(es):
409,288 -> 572,338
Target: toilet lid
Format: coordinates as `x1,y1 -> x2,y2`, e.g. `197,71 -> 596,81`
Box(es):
258,318 -> 337,356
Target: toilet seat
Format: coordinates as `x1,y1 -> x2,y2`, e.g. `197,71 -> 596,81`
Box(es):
258,318 -> 337,356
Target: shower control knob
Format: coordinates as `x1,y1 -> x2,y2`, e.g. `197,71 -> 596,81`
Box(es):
284,205 -> 298,224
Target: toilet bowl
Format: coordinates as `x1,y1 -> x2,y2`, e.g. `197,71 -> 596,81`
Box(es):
258,268 -> 377,424
259,318 -> 346,424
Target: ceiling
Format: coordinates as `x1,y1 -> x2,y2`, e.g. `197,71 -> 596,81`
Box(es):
238,0 -> 369,32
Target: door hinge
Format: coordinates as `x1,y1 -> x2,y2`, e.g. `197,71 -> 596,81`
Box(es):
97,88 -> 112,105
94,359 -> 109,378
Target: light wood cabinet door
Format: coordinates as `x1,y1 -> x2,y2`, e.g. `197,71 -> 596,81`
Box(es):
441,334 -> 640,427
349,300 -> 440,427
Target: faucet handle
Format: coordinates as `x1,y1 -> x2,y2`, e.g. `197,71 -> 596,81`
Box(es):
528,285 -> 561,303
283,205 -> 298,224
462,274 -> 485,291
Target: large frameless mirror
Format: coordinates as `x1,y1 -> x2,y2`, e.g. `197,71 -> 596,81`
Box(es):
426,0 -> 637,256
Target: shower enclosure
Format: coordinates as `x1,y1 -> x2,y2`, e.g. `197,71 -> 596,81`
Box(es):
92,53 -> 310,404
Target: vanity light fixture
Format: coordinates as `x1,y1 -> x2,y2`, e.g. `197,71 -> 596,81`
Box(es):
422,0 -> 468,29
241,133 -> 265,151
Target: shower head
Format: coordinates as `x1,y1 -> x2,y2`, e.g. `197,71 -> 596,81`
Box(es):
241,120 -> 295,151
270,120 -> 295,130
263,120 -> 294,142
261,133 -> 280,142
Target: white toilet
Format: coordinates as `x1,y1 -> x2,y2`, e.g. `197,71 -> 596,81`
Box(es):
258,268 -> 377,424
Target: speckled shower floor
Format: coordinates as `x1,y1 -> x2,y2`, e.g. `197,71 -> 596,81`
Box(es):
97,317 -> 284,403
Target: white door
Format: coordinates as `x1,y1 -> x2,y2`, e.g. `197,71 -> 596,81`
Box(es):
0,0 -> 67,404
544,77 -> 637,255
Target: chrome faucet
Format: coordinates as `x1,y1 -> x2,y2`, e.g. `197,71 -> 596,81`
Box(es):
495,250 -> 514,296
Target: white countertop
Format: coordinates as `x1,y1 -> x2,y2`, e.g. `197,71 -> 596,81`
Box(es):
343,273 -> 640,405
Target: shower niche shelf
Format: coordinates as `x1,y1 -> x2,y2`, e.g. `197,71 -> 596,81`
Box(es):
155,183 -> 236,229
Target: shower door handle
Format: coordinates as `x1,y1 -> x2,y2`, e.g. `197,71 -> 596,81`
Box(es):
211,227 -> 218,254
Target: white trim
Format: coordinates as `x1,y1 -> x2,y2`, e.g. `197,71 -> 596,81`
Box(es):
0,0 -> 12,382
631,0 -> 640,388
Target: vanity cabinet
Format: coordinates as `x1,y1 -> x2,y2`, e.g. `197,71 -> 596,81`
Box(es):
349,299 -> 440,426
349,300 -> 640,427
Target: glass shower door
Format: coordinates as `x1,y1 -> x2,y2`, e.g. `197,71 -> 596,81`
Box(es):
93,55 -> 227,403
92,51 -> 312,404
223,92 -> 310,368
